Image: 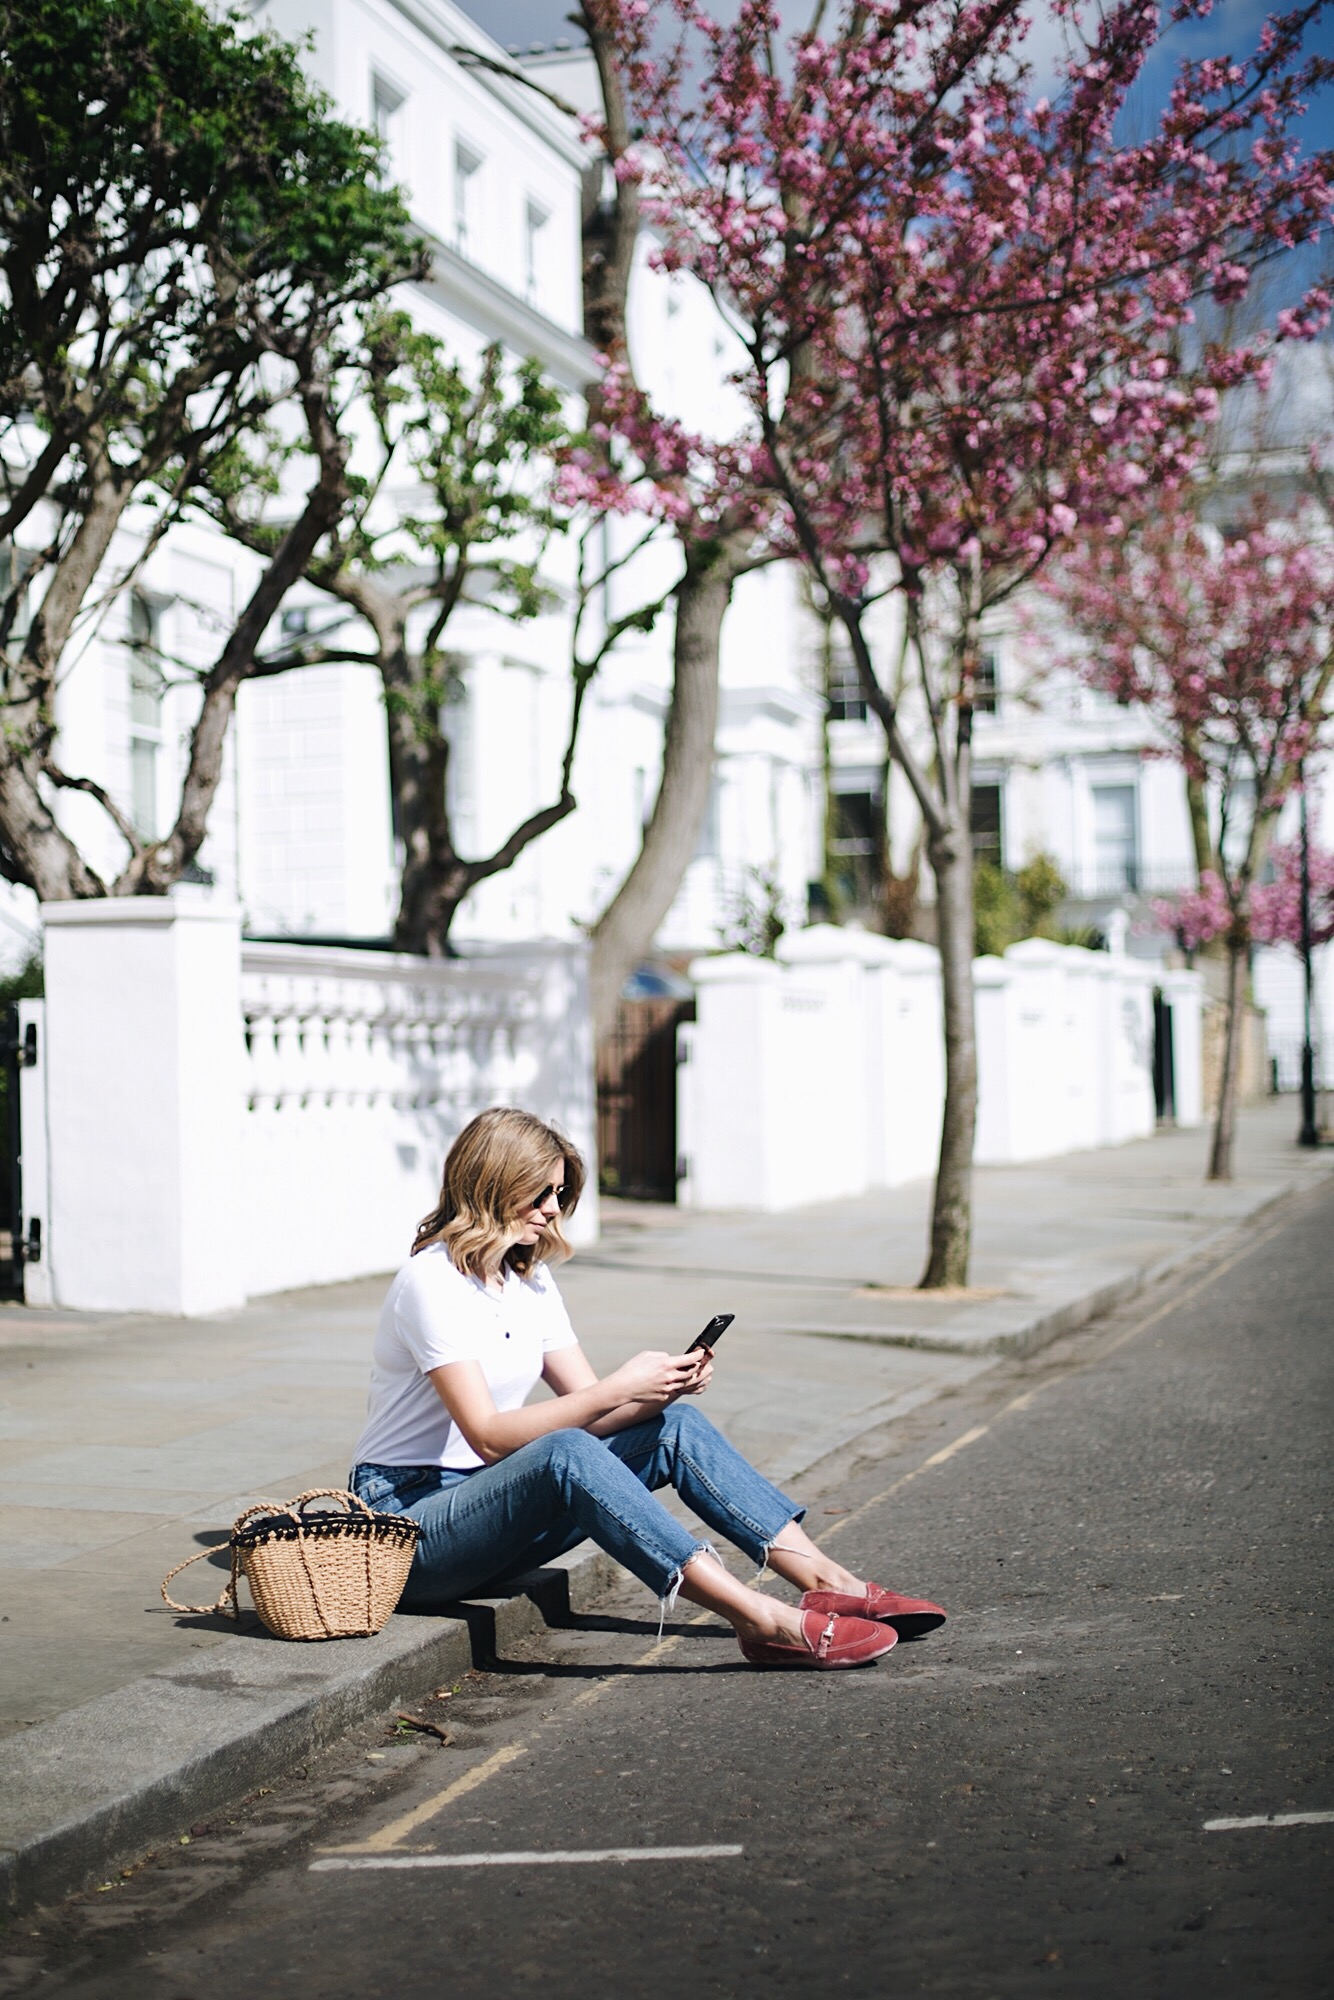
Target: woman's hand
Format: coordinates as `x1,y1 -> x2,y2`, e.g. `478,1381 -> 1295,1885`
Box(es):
681,1350 -> 713,1396
608,1349 -> 702,1408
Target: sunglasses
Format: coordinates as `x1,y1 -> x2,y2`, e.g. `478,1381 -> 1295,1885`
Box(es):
524,1182 -> 570,1211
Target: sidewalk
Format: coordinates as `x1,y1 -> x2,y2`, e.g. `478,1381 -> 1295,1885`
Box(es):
1,1098 -> 1330,1911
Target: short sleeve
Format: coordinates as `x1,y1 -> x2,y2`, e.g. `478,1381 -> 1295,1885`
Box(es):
531,1264 -> 579,1353
394,1255 -> 490,1373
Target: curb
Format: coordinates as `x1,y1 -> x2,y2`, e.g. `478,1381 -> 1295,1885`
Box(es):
4,1162 -> 1330,1920
0,1546 -> 621,1919
774,1167 -> 1334,1360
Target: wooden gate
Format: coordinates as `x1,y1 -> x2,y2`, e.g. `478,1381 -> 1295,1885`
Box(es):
596,997 -> 694,1201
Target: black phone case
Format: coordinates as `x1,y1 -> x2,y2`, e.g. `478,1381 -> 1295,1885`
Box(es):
688,1313 -> 734,1352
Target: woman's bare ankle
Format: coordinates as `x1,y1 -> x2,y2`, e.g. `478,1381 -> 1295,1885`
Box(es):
818,1566 -> 866,1596
730,1597 -> 807,1646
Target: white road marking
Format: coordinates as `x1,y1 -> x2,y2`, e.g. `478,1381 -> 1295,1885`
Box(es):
1204,1812 -> 1334,1832
311,1843 -> 745,1872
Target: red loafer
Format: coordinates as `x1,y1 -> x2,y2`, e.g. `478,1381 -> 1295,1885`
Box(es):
739,1610 -> 898,1669
799,1583 -> 947,1638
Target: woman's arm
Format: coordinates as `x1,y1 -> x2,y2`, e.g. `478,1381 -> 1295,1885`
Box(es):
428,1346 -> 703,1464
542,1344 -> 712,1436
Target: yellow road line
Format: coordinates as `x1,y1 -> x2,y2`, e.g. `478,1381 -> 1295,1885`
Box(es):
321,1742 -> 527,1855
821,1211 -> 1292,1546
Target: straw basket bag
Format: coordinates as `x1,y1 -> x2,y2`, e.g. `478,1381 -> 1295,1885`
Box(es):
161,1487 -> 421,1641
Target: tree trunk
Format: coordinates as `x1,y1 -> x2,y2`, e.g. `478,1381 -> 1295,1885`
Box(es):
0,756 -> 107,900
921,817 -> 979,1288
588,541 -> 737,1037
1207,929 -> 1248,1181
385,646 -> 466,956
1186,770 -> 1214,882
385,636 -> 581,957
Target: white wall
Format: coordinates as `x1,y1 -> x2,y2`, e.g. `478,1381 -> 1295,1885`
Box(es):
31,907 -> 598,1313
1253,940 -> 1334,1089
40,900 -> 248,1314
679,928 -> 1197,1212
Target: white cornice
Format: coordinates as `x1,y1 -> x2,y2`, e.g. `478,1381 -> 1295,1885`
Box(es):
415,235 -> 597,390
382,0 -> 588,166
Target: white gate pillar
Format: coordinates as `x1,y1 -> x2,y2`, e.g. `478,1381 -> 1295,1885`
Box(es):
41,899 -> 246,1315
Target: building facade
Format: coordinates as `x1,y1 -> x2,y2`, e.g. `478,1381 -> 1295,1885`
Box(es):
2,0 -> 1326,1098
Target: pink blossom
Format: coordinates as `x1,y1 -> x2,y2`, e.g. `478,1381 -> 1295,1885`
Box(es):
1251,840 -> 1334,949
1153,871 -> 1232,948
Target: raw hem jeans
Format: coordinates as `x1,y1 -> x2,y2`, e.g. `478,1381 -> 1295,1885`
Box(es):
350,1402 -> 804,1614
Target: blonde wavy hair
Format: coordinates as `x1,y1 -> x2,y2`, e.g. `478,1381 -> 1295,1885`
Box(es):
412,1106 -> 585,1279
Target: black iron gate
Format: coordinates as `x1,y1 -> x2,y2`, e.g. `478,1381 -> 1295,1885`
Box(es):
1152,987 -> 1176,1122
596,997 -> 694,1201
0,1004 -> 38,1299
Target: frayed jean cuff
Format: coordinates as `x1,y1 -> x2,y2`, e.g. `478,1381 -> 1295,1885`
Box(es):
657,1541 -> 719,1640
753,1513 -> 807,1582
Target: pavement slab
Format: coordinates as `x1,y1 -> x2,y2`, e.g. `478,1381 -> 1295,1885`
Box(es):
0,1096 -> 1330,1915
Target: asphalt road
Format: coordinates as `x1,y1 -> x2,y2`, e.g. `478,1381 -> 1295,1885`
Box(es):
7,1181 -> 1332,2000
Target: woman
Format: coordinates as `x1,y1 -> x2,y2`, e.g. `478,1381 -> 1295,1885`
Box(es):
350,1107 -> 945,1669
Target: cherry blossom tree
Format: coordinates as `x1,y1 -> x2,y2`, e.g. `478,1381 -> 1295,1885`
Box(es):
594,0 -> 1332,1279
1252,838 -> 1334,951
1052,497 -> 1334,1179
1155,841 -> 1334,952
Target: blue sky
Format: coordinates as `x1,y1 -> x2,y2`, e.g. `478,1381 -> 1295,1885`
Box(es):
461,0 -> 1332,149
460,3 -> 1330,308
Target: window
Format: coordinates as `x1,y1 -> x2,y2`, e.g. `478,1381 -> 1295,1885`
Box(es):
828,787 -> 884,909
692,776 -> 721,859
524,200 -> 548,305
371,73 -> 405,178
1219,777 -> 1255,874
831,790 -> 878,857
827,652 -> 867,723
973,645 -> 999,715
454,143 -> 482,256
1091,784 -> 1138,891
128,591 -> 165,839
970,782 -> 1004,869
440,655 -> 474,839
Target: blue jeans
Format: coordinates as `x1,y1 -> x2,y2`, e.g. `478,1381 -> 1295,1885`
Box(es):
350,1403 -> 804,1612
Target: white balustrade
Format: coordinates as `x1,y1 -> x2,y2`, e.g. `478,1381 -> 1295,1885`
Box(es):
31,902 -> 596,1314
237,939 -> 597,1298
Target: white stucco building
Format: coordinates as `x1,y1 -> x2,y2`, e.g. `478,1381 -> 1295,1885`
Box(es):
0,0 -> 1326,1098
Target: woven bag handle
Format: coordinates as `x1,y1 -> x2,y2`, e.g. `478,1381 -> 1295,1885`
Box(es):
160,1543 -> 243,1620
288,1487 -> 375,1519
159,1491 -> 362,1617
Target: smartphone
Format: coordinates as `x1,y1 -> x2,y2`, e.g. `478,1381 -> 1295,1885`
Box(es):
687,1313 -> 734,1354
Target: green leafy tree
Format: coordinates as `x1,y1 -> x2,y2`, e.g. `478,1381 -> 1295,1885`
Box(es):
0,0 -> 422,900
209,319 -> 671,953
972,861 -> 1019,960
973,852 -> 1072,957
718,867 -> 786,958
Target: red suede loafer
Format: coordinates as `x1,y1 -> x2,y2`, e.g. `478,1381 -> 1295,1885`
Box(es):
799,1583 -> 947,1638
738,1610 -> 898,1669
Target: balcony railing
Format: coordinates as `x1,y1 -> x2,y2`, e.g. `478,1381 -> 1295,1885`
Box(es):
1060,863 -> 1198,902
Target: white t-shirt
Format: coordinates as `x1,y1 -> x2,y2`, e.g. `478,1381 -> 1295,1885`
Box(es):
352,1247 -> 580,1472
